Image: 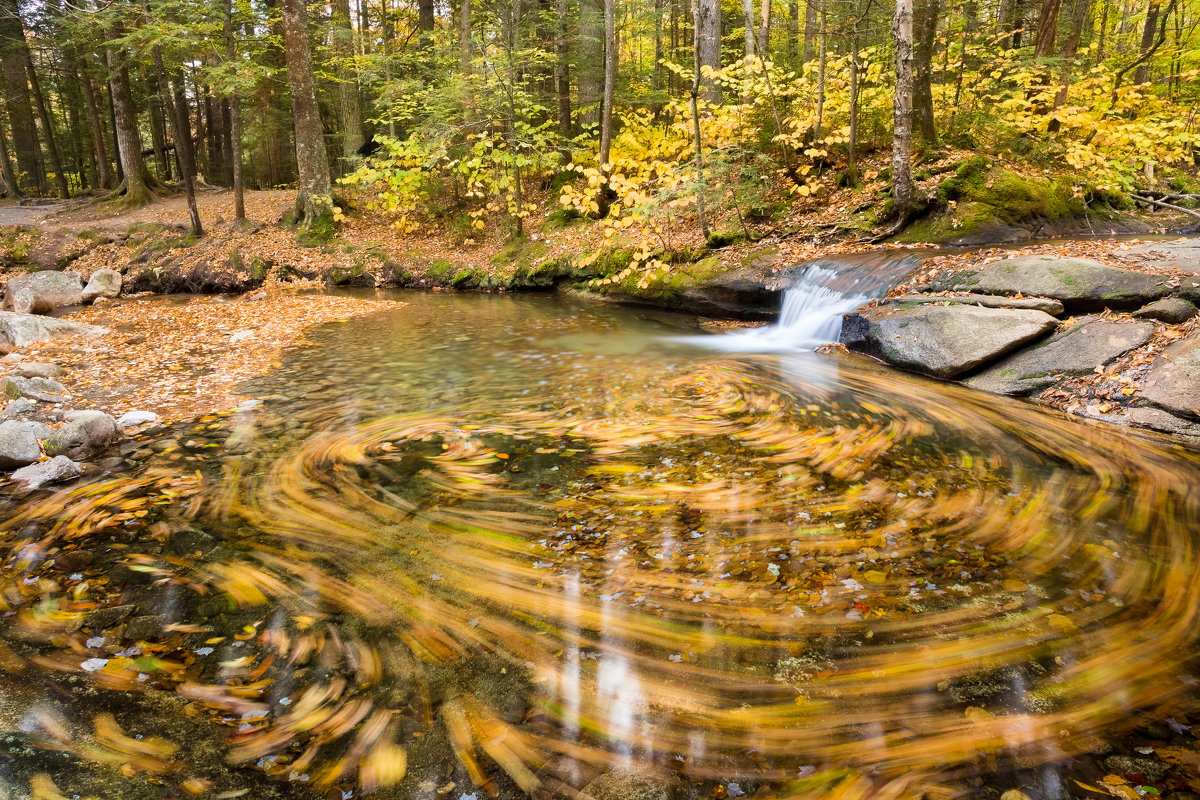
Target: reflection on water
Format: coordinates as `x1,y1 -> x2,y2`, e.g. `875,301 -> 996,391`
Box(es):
2,292 -> 1200,800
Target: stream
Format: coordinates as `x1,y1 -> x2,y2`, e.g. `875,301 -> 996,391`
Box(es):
1,278 -> 1200,800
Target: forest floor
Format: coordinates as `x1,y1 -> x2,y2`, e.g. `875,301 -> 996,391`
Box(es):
0,187 -> 1196,429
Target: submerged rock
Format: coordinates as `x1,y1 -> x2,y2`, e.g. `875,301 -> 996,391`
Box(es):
0,310 -> 107,348
9,455 -> 81,489
965,318 -> 1155,396
43,410 -> 119,460
81,268 -> 123,302
881,293 -> 1065,315
934,255 -> 1194,312
2,270 -> 84,312
1129,407 -> 1200,439
840,305 -> 1057,379
1133,296 -> 1198,324
581,768 -> 683,800
0,419 -> 51,468
1141,336 -> 1200,421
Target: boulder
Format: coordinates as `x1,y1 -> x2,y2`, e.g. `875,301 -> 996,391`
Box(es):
0,419 -> 51,468
43,410 -> 119,460
2,375 -> 69,403
11,361 -> 64,379
965,318 -> 1156,396
881,293 -> 1065,315
9,455 -> 81,489
1133,297 -> 1198,324
1141,336 -> 1200,420
117,410 -> 158,428
1129,407 -> 1200,439
840,305 -> 1058,379
0,311 -> 106,348
2,397 -> 34,418
2,271 -> 84,312
81,269 -> 122,302
933,255 -> 1188,312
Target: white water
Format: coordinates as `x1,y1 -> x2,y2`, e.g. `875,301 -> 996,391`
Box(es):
680,265 -> 870,353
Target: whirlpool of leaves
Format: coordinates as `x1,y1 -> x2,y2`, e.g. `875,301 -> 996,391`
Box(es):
1,294 -> 1198,800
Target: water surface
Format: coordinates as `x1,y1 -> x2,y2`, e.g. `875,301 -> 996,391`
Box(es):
2,291 -> 1199,800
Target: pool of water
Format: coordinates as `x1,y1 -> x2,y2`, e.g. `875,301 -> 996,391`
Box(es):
2,291 -> 1200,800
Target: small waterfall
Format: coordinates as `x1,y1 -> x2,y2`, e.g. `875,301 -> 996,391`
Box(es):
682,251 -> 929,353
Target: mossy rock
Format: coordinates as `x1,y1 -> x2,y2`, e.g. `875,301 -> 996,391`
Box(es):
706,231 -> 749,249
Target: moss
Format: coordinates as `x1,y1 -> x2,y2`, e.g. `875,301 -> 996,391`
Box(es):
248,257 -> 270,281
427,259 -> 457,283
451,268 -> 476,287
706,231 -> 748,249
591,254 -> 725,303
491,239 -> 549,271
541,207 -> 584,231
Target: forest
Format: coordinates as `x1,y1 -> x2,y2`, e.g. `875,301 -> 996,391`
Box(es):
0,0 -> 1194,248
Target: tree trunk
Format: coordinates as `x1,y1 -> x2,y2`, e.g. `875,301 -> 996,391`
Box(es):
1034,0 -> 1062,56
78,60 -> 112,190
555,0 -> 571,149
848,8 -> 860,176
696,0 -> 721,101
106,26 -> 158,206
578,0 -> 604,125
1054,0 -> 1090,105
281,0 -> 333,229
0,0 -> 37,194
758,0 -> 771,55
332,0 -> 363,170
596,0 -> 616,215
690,0 -> 711,238
0,116 -> 19,197
418,0 -> 435,45
460,0 -> 471,68
24,43 -> 69,197
815,0 -> 826,136
912,0 -> 938,144
742,0 -> 755,59
891,0 -> 915,218
151,48 -> 202,236
1133,0 -> 1160,84
224,0 -> 245,221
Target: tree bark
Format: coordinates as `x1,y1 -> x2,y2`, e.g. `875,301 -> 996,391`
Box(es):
578,0 -> 604,125
0,0 -> 37,193
0,115 -> 19,197
891,0 -> 915,218
106,24 -> 158,206
281,0 -> 333,228
696,0 -> 721,101
1133,0 -> 1160,84
555,0 -> 571,147
1034,0 -> 1062,56
151,48 -> 202,236
758,0 -> 771,55
224,0 -> 245,221
460,0 -> 472,68
596,0 -> 616,215
690,0 -> 711,238
912,0 -> 938,144
24,43 -> 69,197
418,0 -> 435,45
332,0 -> 363,170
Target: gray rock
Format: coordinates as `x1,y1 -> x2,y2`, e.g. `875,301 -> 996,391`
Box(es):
11,361 -> 63,379
2,397 -> 34,417
81,268 -> 122,302
9,455 -> 81,489
840,305 -> 1058,379
1133,297 -> 1198,324
581,768 -> 682,800
1141,335 -> 1200,420
881,293 -> 1065,315
0,310 -> 106,348
84,604 -> 135,629
934,255 -> 1180,312
43,410 -> 119,460
2,375 -> 69,403
91,295 -> 110,306
1103,755 -> 1169,782
1129,407 -> 1200,438
965,318 -> 1156,396
0,419 -> 50,468
124,615 -> 165,641
10,286 -> 48,314
2,270 -> 84,312
117,410 -> 158,428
